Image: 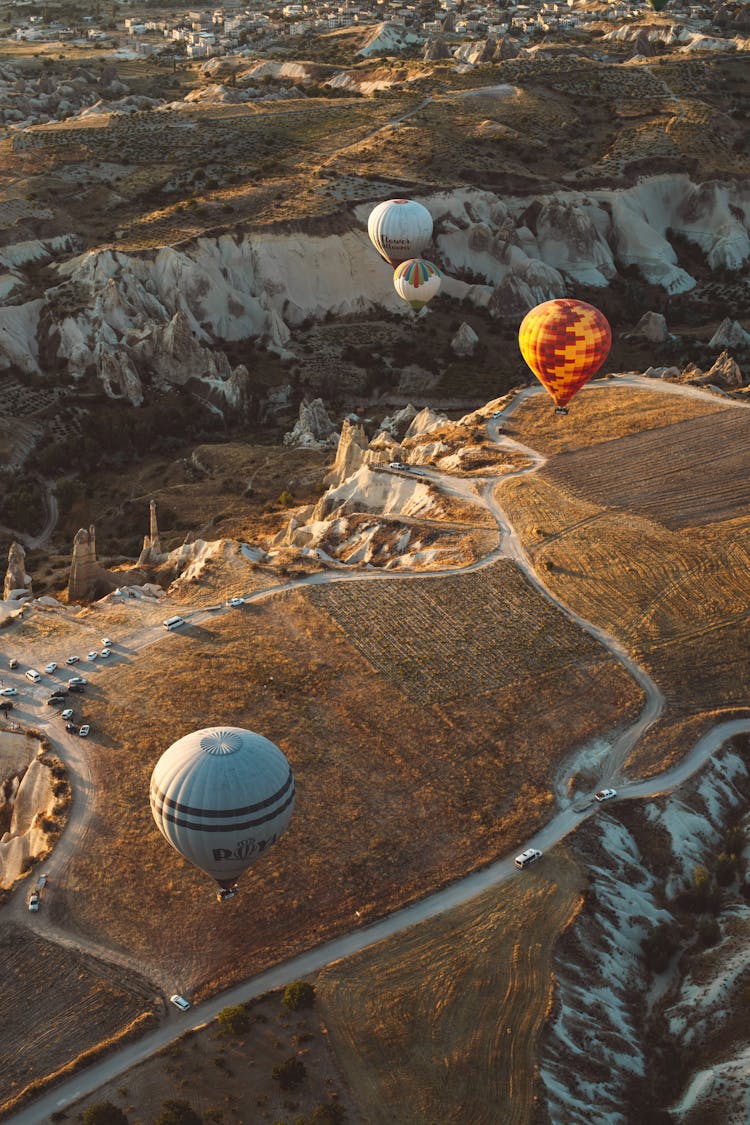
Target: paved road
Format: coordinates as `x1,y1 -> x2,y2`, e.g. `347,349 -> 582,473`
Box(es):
4,376 -> 747,1123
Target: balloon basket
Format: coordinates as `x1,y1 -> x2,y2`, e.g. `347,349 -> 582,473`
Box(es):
216,885 -> 239,903
554,407 -> 569,415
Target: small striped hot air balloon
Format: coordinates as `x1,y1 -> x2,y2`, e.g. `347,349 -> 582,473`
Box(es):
393,258 -> 442,310
150,726 -> 295,902
368,199 -> 433,267
518,298 -> 612,414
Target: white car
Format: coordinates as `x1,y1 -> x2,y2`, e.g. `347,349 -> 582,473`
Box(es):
595,788 -> 617,803
514,848 -> 543,870
68,676 -> 87,686
44,662 -> 58,675
227,597 -> 244,608
25,669 -> 41,682
101,637 -> 113,647
87,651 -> 99,661
79,724 -> 91,738
492,410 -> 504,418
0,687 -> 18,697
65,656 -> 79,665
388,462 -> 406,470
28,890 -> 40,912
170,994 -> 191,1012
100,649 -> 111,658
61,708 -> 74,720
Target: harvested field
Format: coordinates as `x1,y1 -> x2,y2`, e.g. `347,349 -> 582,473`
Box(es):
505,384 -> 729,455
309,560 -> 605,703
53,580 -> 641,1001
0,924 -> 158,1113
318,849 -> 584,1125
546,407 -> 750,529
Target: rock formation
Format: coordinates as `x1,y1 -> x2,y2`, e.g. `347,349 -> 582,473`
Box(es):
3,542 -> 31,601
67,525 -> 119,602
138,499 -> 166,566
708,318 -> 750,351
379,404 -> 418,438
324,419 -> 370,487
423,36 -> 452,61
451,322 -> 479,356
283,399 -> 339,449
701,350 -> 744,389
627,311 -> 672,344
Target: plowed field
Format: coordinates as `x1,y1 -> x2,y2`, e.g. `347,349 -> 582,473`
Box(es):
546,407 -> 750,529
318,850 -> 584,1125
0,924 -> 158,1113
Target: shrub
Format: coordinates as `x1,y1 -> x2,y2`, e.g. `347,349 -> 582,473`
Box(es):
272,1057 -> 307,1090
83,1103 -> 129,1125
311,1105 -> 346,1124
217,1004 -> 250,1036
155,1100 -> 203,1125
282,981 -> 316,1011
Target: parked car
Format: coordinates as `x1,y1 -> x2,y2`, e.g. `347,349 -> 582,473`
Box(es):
0,688 -> 18,697
170,994 -> 191,1012
595,788 -> 617,803
163,616 -> 186,630
68,676 -> 87,686
87,651 -> 99,661
227,597 -> 244,608
492,410 -> 504,418
8,658 -> 18,669
44,662 -> 58,674
79,725 -> 91,738
388,461 -> 406,470
68,684 -> 85,694
50,688 -> 68,697
514,848 -> 543,870
65,722 -> 79,734
28,890 -> 40,912
47,697 -> 66,707
61,709 -> 74,720
0,701 -> 14,712
37,873 -> 48,889
100,649 -> 111,658
101,637 -> 113,647
25,669 -> 41,683
65,656 -> 79,665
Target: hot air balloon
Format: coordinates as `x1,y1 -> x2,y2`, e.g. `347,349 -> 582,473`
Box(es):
150,726 -> 295,902
368,199 -> 433,267
393,258 -> 442,310
518,298 -> 612,414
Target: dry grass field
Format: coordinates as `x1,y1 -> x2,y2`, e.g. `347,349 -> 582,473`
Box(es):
317,849 -> 584,1125
1,924 -> 158,1111
70,988 -> 364,1125
501,386 -> 750,775
42,573 -> 639,1007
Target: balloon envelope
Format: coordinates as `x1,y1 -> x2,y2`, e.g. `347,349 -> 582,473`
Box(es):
150,726 -> 295,887
393,258 -> 442,309
368,199 -> 433,267
518,298 -> 612,408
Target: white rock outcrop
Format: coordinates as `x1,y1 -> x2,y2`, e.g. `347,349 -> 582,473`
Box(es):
451,321 -> 479,356
709,318 -> 750,352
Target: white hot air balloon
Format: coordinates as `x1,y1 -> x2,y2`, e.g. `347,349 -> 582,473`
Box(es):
367,198 -> 434,267
393,258 -> 442,310
150,726 -> 295,902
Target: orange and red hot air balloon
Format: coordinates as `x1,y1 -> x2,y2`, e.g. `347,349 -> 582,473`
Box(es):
518,299 -> 612,414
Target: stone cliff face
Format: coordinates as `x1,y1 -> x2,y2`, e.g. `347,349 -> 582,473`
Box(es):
0,175 -> 748,404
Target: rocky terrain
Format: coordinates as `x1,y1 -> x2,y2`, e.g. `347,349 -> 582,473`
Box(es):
544,734 -> 750,1122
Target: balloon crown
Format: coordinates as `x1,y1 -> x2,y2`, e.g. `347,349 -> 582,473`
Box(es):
200,729 -> 244,756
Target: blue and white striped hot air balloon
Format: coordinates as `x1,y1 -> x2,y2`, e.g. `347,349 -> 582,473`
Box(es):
150,726 -> 295,901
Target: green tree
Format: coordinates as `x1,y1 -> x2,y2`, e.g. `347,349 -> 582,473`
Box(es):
83,1103 -> 129,1125
155,1100 -> 202,1125
282,981 -> 316,1012
217,1004 -> 250,1036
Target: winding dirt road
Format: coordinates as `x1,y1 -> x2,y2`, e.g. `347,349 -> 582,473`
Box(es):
5,377 -> 749,1124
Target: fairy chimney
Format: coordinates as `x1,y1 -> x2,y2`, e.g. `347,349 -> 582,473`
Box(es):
138,499 -> 165,565
68,525 -> 98,602
3,541 -> 31,600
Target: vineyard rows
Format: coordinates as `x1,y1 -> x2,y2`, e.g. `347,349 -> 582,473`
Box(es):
309,559 -> 603,704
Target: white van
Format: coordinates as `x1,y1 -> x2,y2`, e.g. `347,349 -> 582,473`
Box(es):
25,669 -> 41,682
163,616 -> 186,631
514,848 -> 542,870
